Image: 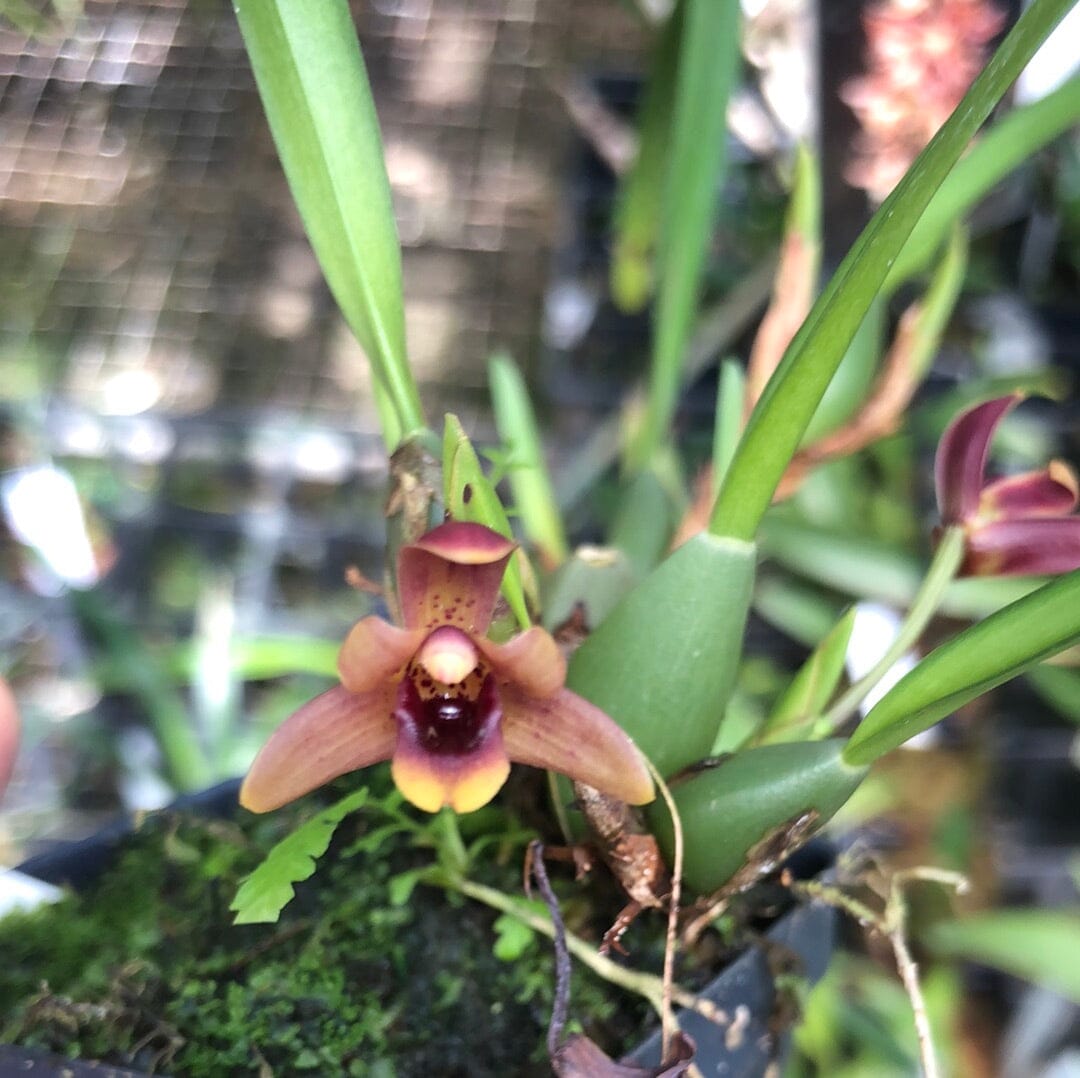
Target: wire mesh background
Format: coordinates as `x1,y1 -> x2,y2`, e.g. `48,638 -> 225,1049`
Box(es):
0,0 -> 648,835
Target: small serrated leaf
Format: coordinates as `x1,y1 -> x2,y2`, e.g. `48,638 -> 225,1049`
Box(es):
231,789 -> 368,925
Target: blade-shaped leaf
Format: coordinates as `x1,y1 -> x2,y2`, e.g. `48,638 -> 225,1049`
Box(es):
650,740 -> 866,894
758,608 -> 857,744
627,0 -> 741,469
443,414 -> 534,630
889,73 -> 1080,287
540,547 -> 638,634
234,0 -> 424,445
231,789 -> 368,924
488,353 -> 568,571
610,9 -> 680,313
709,0 -> 1075,542
844,569 -> 1080,765
566,532 -> 756,775
928,910 -> 1080,1003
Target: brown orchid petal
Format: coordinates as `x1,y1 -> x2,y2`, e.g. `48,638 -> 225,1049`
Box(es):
338,617 -> 424,693
476,626 -> 566,699
501,686 -> 654,805
965,517 -> 1080,577
978,462 -> 1079,522
391,674 -> 510,813
551,1033 -> 695,1077
0,677 -> 20,802
935,394 -> 1022,523
398,521 -> 515,634
240,685 -> 397,813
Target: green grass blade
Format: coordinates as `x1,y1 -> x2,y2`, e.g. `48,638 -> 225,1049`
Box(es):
711,359 -> 745,492
627,0 -> 741,470
844,569 -> 1080,765
488,353 -> 568,570
234,0 -> 425,446
709,0 -> 1075,542
610,10 -> 680,313
929,910 -> 1080,1004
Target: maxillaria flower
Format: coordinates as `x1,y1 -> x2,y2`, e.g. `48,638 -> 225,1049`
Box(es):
241,521 -> 654,814
935,394 -> 1080,576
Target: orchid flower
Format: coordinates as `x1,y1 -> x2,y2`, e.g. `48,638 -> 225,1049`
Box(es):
935,394 -> 1080,576
242,521 -> 654,814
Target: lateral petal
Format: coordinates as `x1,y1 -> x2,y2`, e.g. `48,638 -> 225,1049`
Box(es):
501,686 -> 654,805
965,517 -> 1080,577
978,462 -> 1079,522
240,685 -> 397,813
476,626 -> 566,699
935,394 -> 1020,524
338,617 -> 424,693
398,521 -> 515,634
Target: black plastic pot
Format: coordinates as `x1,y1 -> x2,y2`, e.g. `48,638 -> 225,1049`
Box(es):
8,786 -> 836,1077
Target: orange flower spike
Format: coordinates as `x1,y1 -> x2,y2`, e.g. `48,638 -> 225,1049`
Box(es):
241,521 -> 654,815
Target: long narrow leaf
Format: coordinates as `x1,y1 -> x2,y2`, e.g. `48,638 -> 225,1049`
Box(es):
709,0 -> 1075,542
889,72 -> 1080,287
844,569 -> 1080,764
627,0 -> 741,469
234,0 -> 425,445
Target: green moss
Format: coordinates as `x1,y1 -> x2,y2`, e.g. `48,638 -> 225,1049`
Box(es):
0,777 -> 652,1076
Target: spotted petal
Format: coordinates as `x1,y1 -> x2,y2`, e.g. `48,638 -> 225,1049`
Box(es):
501,686 -> 654,805
397,521 -> 516,633
978,462 -> 1079,522
935,394 -> 1021,523
241,685 -> 397,813
338,617 -> 424,693
476,626 -> 566,699
966,517 -> 1080,577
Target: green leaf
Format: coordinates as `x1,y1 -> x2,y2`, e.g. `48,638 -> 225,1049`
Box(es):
566,532 -> 756,775
606,468 -> 680,580
889,73 -> 1080,287
442,413 -> 534,630
928,910 -> 1080,1003
540,547 -> 638,634
759,608 -> 856,744
488,353 -> 568,570
627,0 -> 742,469
492,912 -> 537,961
650,740 -> 866,893
759,516 -> 1042,619
844,570 -> 1080,765
711,359 -> 745,492
231,789 -> 369,924
610,10 -> 680,313
234,0 -> 424,446
709,0 -> 1075,542
1026,663 -> 1080,726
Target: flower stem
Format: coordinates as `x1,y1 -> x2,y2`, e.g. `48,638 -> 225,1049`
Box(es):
819,525 -> 966,733
444,874 -> 728,1028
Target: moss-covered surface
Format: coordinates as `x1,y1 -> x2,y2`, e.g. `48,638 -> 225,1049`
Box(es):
0,774 -> 656,1076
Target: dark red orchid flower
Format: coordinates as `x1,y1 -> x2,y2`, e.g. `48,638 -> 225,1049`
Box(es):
242,521 -> 654,815
935,394 -> 1080,576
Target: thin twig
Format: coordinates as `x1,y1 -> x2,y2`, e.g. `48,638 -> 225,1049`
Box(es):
644,754 -> 684,1060
528,840 -> 572,1057
445,875 -> 728,1027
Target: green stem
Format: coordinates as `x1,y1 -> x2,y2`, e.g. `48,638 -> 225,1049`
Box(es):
444,874 -> 728,1027
819,526 -> 966,733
